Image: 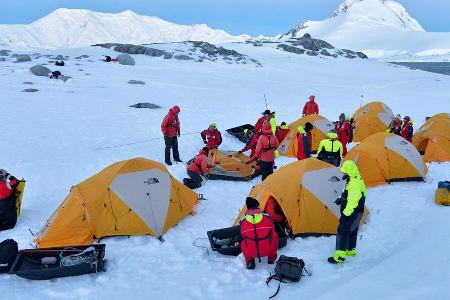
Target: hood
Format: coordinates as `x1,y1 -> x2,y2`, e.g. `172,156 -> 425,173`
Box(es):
170,105 -> 180,115
328,131 -> 338,139
262,123 -> 273,134
297,126 -> 306,134
340,160 -> 361,178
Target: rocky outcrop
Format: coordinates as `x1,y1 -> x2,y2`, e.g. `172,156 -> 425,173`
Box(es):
128,80 -> 145,85
30,65 -> 51,76
14,54 -> 32,63
117,53 -> 135,65
130,103 -> 161,109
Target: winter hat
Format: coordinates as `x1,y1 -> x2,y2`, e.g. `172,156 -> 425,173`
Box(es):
209,123 -> 217,130
280,122 -> 286,126
309,95 -> 315,101
246,197 -> 260,209
304,122 -> 313,132
403,116 -> 410,122
262,109 -> 271,115
339,113 -> 345,121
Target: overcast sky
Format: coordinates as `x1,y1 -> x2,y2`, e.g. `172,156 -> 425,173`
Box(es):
1,0 -> 449,36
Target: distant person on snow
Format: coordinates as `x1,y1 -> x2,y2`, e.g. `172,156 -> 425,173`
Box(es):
201,123 -> 222,149
103,55 -> 118,62
275,122 -> 290,143
0,169 -> 19,231
317,130 -> 343,167
302,95 -> 319,116
240,129 -> 258,157
328,160 -> 366,264
184,147 -> 213,189
387,114 -> 402,135
240,197 -> 278,269
49,71 -> 62,79
296,122 -> 313,161
401,116 -> 414,142
161,105 -> 182,165
336,113 -> 352,156
246,123 -> 279,181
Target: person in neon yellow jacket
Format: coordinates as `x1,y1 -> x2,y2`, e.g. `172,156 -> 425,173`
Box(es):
328,160 -> 366,264
317,130 -> 343,167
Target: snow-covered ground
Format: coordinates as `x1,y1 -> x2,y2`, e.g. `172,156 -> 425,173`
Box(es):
1,44 -> 449,299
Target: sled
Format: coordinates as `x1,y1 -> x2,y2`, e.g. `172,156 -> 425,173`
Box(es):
226,124 -> 255,143
9,244 -> 106,280
15,180 -> 26,217
207,225 -> 288,256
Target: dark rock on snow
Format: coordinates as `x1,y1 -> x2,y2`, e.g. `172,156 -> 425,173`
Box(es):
130,103 -> 161,109
14,54 -> 32,63
0,49 -> 11,56
23,81 -> 33,85
30,65 -> 51,76
22,88 -> 39,92
128,80 -> 145,85
117,54 -> 135,65
277,44 -> 305,55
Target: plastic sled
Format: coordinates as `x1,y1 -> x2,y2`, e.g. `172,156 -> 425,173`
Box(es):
226,124 -> 255,143
207,225 -> 288,256
9,244 -> 106,280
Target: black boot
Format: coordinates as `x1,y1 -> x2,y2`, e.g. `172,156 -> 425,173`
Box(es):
246,259 -> 255,270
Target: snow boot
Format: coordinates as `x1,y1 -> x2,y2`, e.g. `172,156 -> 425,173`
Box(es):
246,259 -> 256,270
174,159 -> 183,163
165,160 -> 172,166
328,250 -> 346,264
346,249 -> 357,257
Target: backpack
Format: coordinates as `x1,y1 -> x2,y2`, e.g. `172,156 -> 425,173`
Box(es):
266,255 -> 310,298
0,239 -> 18,273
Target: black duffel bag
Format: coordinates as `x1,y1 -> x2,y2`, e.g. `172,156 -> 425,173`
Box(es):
0,239 -> 18,273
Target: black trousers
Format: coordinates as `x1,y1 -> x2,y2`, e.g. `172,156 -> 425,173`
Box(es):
0,196 -> 17,231
258,160 -> 274,181
184,170 -> 203,189
164,136 -> 180,163
335,212 -> 363,251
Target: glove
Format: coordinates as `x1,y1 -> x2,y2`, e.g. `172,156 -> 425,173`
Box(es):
334,198 -> 342,205
203,139 -> 207,144
178,132 -> 181,137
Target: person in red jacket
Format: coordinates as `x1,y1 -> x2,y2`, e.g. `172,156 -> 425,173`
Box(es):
335,113 -> 351,156
387,114 -> 402,135
254,110 -> 275,137
0,169 -> 19,231
240,197 -> 278,269
201,123 -> 222,149
275,122 -> 290,143
401,116 -> 414,142
302,95 -> 319,116
296,122 -> 313,160
246,123 -> 279,181
184,147 -> 213,189
240,129 -> 258,157
161,105 -> 182,165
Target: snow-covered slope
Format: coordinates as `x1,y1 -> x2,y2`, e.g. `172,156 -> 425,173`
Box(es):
0,9 -> 248,48
278,0 -> 450,58
0,43 -> 449,299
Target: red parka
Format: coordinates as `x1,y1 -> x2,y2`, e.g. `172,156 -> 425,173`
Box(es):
161,106 -> 180,137
251,125 -> 279,163
401,121 -> 413,142
336,120 -> 351,156
264,197 -> 284,223
275,126 -> 290,143
201,128 -> 222,149
302,100 -> 319,116
296,128 -> 312,160
240,209 -> 278,263
242,134 -> 258,157
0,176 -> 18,200
187,150 -> 212,175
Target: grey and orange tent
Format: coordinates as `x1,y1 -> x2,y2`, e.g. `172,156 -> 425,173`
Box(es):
352,101 -> 394,142
207,149 -> 258,181
35,158 -> 198,248
233,158 -> 368,236
345,132 -> 428,187
413,113 -> 450,162
277,114 -> 334,157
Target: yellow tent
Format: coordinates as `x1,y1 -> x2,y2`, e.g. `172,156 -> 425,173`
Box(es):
353,101 -> 394,142
345,132 -> 428,187
413,117 -> 450,163
277,114 -> 334,157
35,158 -> 198,248
207,149 -> 257,181
233,158 -> 368,236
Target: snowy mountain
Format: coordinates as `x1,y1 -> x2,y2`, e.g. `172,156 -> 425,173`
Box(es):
278,0 -> 450,58
0,9 -> 248,48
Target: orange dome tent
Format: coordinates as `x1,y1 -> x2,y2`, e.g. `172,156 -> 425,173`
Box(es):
413,115 -> 450,162
35,158 -> 198,248
344,132 -> 428,187
277,114 -> 334,157
233,158 -> 368,236
207,149 -> 258,181
352,101 -> 394,142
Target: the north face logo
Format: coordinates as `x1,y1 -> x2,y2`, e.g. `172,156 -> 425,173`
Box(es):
144,178 -> 159,185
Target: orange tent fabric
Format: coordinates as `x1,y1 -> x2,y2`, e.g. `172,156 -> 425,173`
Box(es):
345,132 -> 428,187
277,114 -> 334,157
352,101 -> 394,142
233,158 -> 368,235
413,115 -> 450,162
35,158 -> 198,248
207,149 -> 257,181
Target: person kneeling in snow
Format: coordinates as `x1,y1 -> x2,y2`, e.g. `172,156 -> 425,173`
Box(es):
240,197 -> 278,270
184,147 -> 213,189
201,123 -> 222,149
328,160 -> 366,264
0,169 -> 19,231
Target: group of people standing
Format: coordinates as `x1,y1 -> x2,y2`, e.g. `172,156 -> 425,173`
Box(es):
387,114 -> 414,142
